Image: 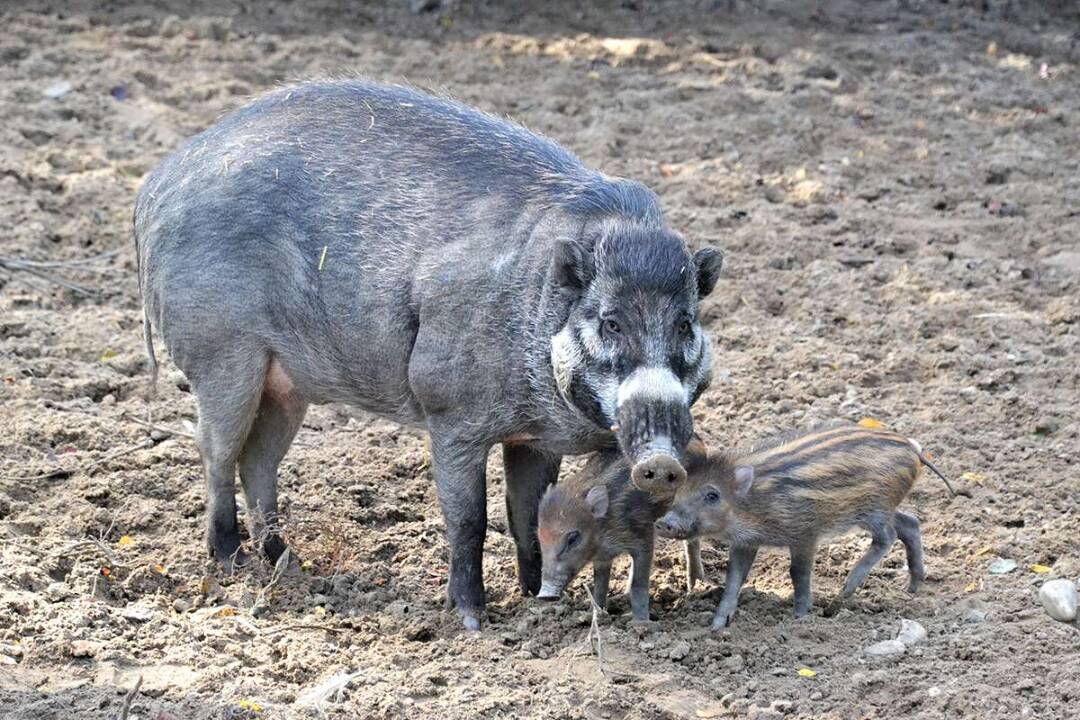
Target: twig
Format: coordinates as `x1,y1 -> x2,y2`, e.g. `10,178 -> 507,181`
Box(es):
260,623 -> 342,637
0,258 -> 97,295
563,586 -> 606,677
0,250 -> 119,270
120,411 -> 195,440
119,674 -> 142,720
0,438 -> 156,482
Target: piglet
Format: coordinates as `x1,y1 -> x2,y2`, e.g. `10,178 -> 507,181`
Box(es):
537,440 -> 708,621
655,422 -> 955,629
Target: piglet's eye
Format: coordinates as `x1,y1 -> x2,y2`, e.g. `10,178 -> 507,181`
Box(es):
565,530 -> 582,549
703,490 -> 721,505
603,319 -> 621,335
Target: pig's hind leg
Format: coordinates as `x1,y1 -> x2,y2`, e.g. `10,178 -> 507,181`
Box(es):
894,511 -> 925,593
826,513 -> 897,615
188,347 -> 269,572
502,445 -> 561,596
237,358 -> 308,563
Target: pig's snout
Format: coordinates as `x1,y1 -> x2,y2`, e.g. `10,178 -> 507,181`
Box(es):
655,512 -> 696,540
631,453 -> 687,495
537,580 -> 564,601
614,367 -> 694,475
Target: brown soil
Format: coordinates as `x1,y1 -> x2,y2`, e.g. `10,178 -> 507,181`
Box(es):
1,1 -> 1078,718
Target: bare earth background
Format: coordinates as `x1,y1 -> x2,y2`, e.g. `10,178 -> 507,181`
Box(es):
1,1 -> 1078,718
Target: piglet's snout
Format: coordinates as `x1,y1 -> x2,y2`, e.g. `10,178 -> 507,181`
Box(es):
537,581 -> 563,601
655,513 -> 695,539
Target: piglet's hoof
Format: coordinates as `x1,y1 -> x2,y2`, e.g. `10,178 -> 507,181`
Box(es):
458,608 -> 484,632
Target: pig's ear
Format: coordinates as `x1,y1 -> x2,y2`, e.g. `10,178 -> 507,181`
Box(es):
553,239 -> 595,292
693,247 -> 723,297
584,485 -> 609,518
734,465 -> 755,497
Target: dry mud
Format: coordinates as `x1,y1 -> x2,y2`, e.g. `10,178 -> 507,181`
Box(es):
1,1 -> 1078,718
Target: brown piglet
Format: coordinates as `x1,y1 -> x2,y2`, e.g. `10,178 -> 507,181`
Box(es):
537,440 -> 708,622
655,422 -> 955,630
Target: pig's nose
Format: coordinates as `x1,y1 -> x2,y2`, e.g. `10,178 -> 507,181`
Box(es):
537,581 -> 563,600
631,454 -> 687,495
655,517 -> 677,535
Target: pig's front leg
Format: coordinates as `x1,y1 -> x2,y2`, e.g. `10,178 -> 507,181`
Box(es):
628,544 -> 654,622
685,539 -> 705,592
429,429 -> 491,631
711,544 -> 758,630
592,560 -> 612,612
502,444 -> 560,596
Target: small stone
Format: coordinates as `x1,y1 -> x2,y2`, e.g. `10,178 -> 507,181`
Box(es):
864,639 -> 906,658
769,700 -> 795,715
160,15 -> 182,38
989,558 -> 1018,574
668,640 -> 691,661
1038,579 -> 1078,622
962,608 -> 987,624
723,653 -> 745,671
121,605 -> 154,622
70,640 -> 100,658
311,593 -> 329,606
896,619 -> 927,647
100,393 -> 116,406
150,429 -> 168,441
172,598 -> 191,613
720,693 -> 736,708
928,686 -> 942,698
42,81 -> 73,99
0,644 -> 22,658
747,704 -> 783,720
809,691 -> 823,701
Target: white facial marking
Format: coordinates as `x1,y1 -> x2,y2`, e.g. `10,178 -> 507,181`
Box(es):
616,366 -> 687,409
550,326 -> 584,397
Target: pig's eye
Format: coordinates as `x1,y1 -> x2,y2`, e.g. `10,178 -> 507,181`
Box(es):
678,320 -> 693,337
565,530 -> 582,550
703,489 -> 721,505
602,318 -> 621,336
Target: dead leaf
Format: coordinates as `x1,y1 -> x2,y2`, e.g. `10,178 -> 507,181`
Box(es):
858,417 -> 885,429
1030,564 -> 1052,574
797,667 -> 817,678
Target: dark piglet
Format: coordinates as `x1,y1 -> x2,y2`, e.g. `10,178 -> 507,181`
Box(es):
134,80 -> 723,630
655,423 -> 955,630
537,439 -> 708,621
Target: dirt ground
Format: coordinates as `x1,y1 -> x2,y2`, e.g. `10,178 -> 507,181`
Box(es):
1,1 -> 1078,718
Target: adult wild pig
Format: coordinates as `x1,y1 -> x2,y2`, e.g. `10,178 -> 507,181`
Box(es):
134,80 -> 722,630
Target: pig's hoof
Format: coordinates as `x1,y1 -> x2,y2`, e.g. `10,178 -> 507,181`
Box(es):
710,613 -> 733,632
631,454 -> 687,495
262,535 -> 289,564
461,611 -> 482,632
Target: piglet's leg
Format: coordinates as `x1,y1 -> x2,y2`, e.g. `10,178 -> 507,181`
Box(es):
628,544 -> 654,622
711,544 -> 758,631
788,542 -> 817,617
826,514 -> 897,617
894,511 -> 926,593
592,561 -> 612,613
685,539 -> 705,592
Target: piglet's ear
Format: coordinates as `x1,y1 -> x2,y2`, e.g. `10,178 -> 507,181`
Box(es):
584,485 -> 609,519
693,247 -> 723,297
734,465 -> 755,498
553,239 -> 594,292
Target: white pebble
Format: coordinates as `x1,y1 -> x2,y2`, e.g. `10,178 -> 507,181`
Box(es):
864,639 -> 906,658
896,618 -> 927,647
1038,579 -> 1078,622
